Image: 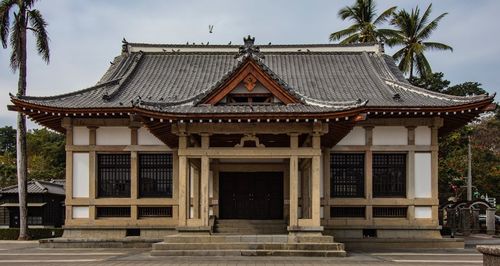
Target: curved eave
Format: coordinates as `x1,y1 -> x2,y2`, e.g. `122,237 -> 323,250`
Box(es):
9,94 -> 495,137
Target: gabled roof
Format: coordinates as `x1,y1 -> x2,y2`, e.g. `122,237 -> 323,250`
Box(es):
0,180 -> 65,196
8,37 -> 495,134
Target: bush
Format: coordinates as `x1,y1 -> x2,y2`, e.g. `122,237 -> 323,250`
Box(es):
0,228 -> 63,240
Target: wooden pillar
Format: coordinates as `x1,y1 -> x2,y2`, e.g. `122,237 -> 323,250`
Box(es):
191,163 -> 200,219
177,125 -> 188,226
62,118 -> 73,222
364,126 -> 373,223
311,155 -> 321,227
88,126 -> 97,218
201,156 -> 210,226
200,134 -> 210,226
310,132 -> 321,227
289,155 -> 299,228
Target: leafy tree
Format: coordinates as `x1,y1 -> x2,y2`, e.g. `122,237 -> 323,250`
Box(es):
0,0 -> 50,240
329,0 -> 397,44
409,72 -> 450,93
445,82 -> 487,96
0,127 -> 65,187
0,126 -> 16,155
387,4 -> 452,79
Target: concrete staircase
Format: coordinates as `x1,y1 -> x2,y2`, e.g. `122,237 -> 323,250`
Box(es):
151,234 -> 346,257
214,219 -> 288,234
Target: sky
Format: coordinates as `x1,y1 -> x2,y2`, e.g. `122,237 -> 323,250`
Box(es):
1,0 -> 499,128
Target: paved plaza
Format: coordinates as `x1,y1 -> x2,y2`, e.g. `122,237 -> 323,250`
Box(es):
0,241 -> 488,265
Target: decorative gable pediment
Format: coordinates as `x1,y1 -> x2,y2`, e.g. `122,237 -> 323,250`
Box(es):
199,58 -> 301,105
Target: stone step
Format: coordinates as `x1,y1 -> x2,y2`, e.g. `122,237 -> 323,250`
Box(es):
150,249 -> 347,257
161,234 -> 335,244
152,242 -> 345,251
215,219 -> 286,225
214,228 -> 287,234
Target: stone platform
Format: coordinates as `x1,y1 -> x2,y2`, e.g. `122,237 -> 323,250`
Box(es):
151,234 -> 346,257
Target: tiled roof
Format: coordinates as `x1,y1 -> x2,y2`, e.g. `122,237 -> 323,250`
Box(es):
0,180 -> 65,195
12,41 -> 493,115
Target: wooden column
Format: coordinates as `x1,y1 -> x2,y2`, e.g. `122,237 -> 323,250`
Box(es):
289,155 -> 299,228
177,125 -> 188,226
201,156 -> 210,226
88,126 -> 97,221
310,133 -> 321,227
62,118 -> 73,222
200,134 -> 210,226
364,126 -> 373,223
311,155 -> 321,227
289,131 -> 299,228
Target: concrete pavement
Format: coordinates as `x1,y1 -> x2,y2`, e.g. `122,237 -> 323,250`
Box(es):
0,241 -> 486,265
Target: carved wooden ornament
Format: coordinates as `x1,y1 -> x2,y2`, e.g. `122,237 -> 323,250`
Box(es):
243,74 -> 257,92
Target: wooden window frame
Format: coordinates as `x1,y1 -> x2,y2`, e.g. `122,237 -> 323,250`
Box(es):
97,153 -> 131,198
138,153 -> 173,198
372,153 -> 407,197
330,153 -> 365,198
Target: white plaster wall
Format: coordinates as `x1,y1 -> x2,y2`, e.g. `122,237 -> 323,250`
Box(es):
373,126 -> 407,145
72,206 -> 89,219
73,127 -> 89,145
72,153 -> 89,198
138,127 -> 165,146
96,127 -> 131,145
337,127 -> 365,146
415,126 -> 432,145
415,207 -> 432,219
414,152 -> 432,198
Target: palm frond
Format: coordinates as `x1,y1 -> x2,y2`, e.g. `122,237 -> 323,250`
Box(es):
0,0 -> 17,48
339,33 -> 360,44
415,52 -> 432,77
329,25 -> 359,42
417,12 -> 448,40
27,9 -> 49,63
392,47 -> 406,61
416,4 -> 432,33
373,6 -> 397,25
423,41 -> 453,52
9,12 -> 21,70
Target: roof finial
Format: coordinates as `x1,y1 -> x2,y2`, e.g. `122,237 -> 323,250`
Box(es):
236,35 -> 264,60
122,37 -> 129,54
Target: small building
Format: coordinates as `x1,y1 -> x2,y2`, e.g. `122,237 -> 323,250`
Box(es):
8,37 -> 495,242
0,180 -> 65,228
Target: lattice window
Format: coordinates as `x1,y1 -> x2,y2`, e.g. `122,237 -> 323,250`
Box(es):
330,207 -> 366,218
373,207 -> 408,218
96,207 -> 131,218
373,154 -> 406,197
139,153 -> 173,197
330,153 -> 365,197
97,154 -> 131,198
138,207 -> 173,218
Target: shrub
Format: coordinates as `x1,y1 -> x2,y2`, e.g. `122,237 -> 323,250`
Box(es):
0,228 -> 63,240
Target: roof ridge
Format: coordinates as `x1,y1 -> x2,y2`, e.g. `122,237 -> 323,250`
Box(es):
103,52 -> 145,101
361,51 -> 400,99
127,42 -> 381,48
33,181 -> 48,192
12,78 -> 119,101
384,79 -> 493,103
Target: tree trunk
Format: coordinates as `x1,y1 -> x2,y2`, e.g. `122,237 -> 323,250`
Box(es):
16,10 -> 29,241
409,59 -> 414,80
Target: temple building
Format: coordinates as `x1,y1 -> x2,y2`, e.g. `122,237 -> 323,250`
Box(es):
9,36 -> 495,253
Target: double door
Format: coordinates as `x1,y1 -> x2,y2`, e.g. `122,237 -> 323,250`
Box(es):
219,172 -> 283,219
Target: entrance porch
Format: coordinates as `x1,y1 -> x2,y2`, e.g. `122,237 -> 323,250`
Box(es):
175,122 -> 326,234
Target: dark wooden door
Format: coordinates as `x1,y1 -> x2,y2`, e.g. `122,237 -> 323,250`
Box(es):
219,172 -> 283,219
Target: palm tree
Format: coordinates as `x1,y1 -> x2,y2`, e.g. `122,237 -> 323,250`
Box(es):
329,0 -> 397,44
0,0 -> 50,240
387,4 -> 452,79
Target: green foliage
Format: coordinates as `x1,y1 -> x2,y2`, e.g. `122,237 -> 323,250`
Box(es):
0,127 -> 65,187
0,126 -> 16,155
329,0 -> 397,44
0,228 -> 63,240
409,72 -> 450,93
387,4 -> 452,78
